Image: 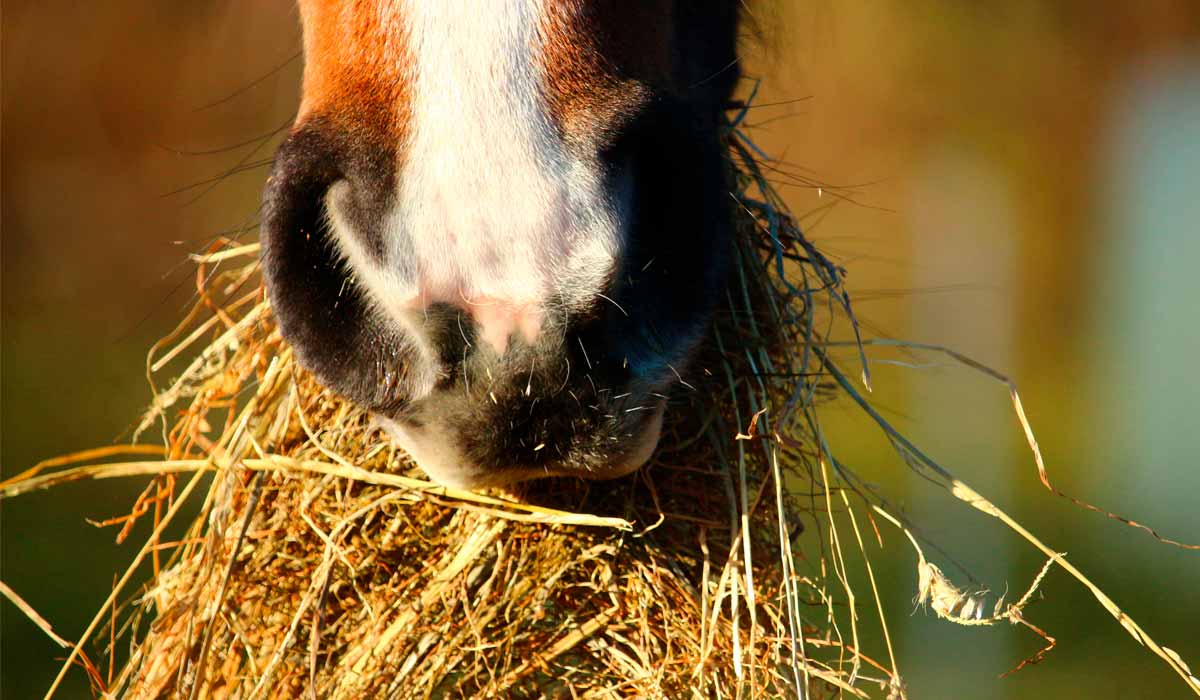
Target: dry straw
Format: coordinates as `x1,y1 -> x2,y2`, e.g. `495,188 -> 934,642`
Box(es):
4,100 -> 1198,699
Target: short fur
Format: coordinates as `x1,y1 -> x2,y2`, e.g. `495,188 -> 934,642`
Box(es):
262,0 -> 743,487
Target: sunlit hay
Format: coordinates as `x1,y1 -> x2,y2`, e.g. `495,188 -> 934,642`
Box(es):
13,111 -> 891,699
8,103 -> 1199,698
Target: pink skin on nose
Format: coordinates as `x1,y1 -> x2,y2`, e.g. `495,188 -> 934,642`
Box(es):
385,197 -> 550,355
465,297 -> 545,355
396,281 -> 545,357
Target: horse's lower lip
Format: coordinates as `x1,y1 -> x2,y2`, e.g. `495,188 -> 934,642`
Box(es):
375,400 -> 668,489
610,400 -> 667,477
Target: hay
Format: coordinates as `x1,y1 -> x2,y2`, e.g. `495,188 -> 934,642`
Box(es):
6,108 -> 1199,699
20,114 -> 887,699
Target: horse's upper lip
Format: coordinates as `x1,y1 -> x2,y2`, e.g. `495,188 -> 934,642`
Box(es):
376,397 -> 666,489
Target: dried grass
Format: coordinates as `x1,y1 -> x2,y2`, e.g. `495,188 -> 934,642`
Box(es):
3,105 -> 1198,699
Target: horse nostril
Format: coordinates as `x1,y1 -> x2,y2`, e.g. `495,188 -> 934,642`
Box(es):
261,124 -> 418,410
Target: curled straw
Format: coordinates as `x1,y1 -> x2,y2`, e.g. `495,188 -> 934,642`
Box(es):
817,341 -> 1200,694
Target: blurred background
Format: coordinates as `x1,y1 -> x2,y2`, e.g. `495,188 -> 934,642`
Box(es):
3,1 -> 1198,697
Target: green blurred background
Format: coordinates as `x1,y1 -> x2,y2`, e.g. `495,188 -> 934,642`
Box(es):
3,1 -> 1198,697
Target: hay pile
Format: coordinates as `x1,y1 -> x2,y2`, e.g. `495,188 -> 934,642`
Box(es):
5,118 -> 895,699
6,108 -> 1199,699
34,122 -> 870,698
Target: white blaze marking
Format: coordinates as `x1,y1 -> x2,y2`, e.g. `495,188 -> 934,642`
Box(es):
327,0 -> 625,369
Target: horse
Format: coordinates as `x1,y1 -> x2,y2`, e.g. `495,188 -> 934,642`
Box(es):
261,0 -> 745,488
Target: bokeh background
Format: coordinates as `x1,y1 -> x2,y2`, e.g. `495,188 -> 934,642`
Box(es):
4,2 -> 1198,697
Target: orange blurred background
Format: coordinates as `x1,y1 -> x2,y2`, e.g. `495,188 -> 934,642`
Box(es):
4,2 -> 1199,697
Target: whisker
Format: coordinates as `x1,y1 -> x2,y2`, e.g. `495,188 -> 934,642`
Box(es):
577,338 -> 593,370
595,292 -> 627,317
192,51 -> 302,113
